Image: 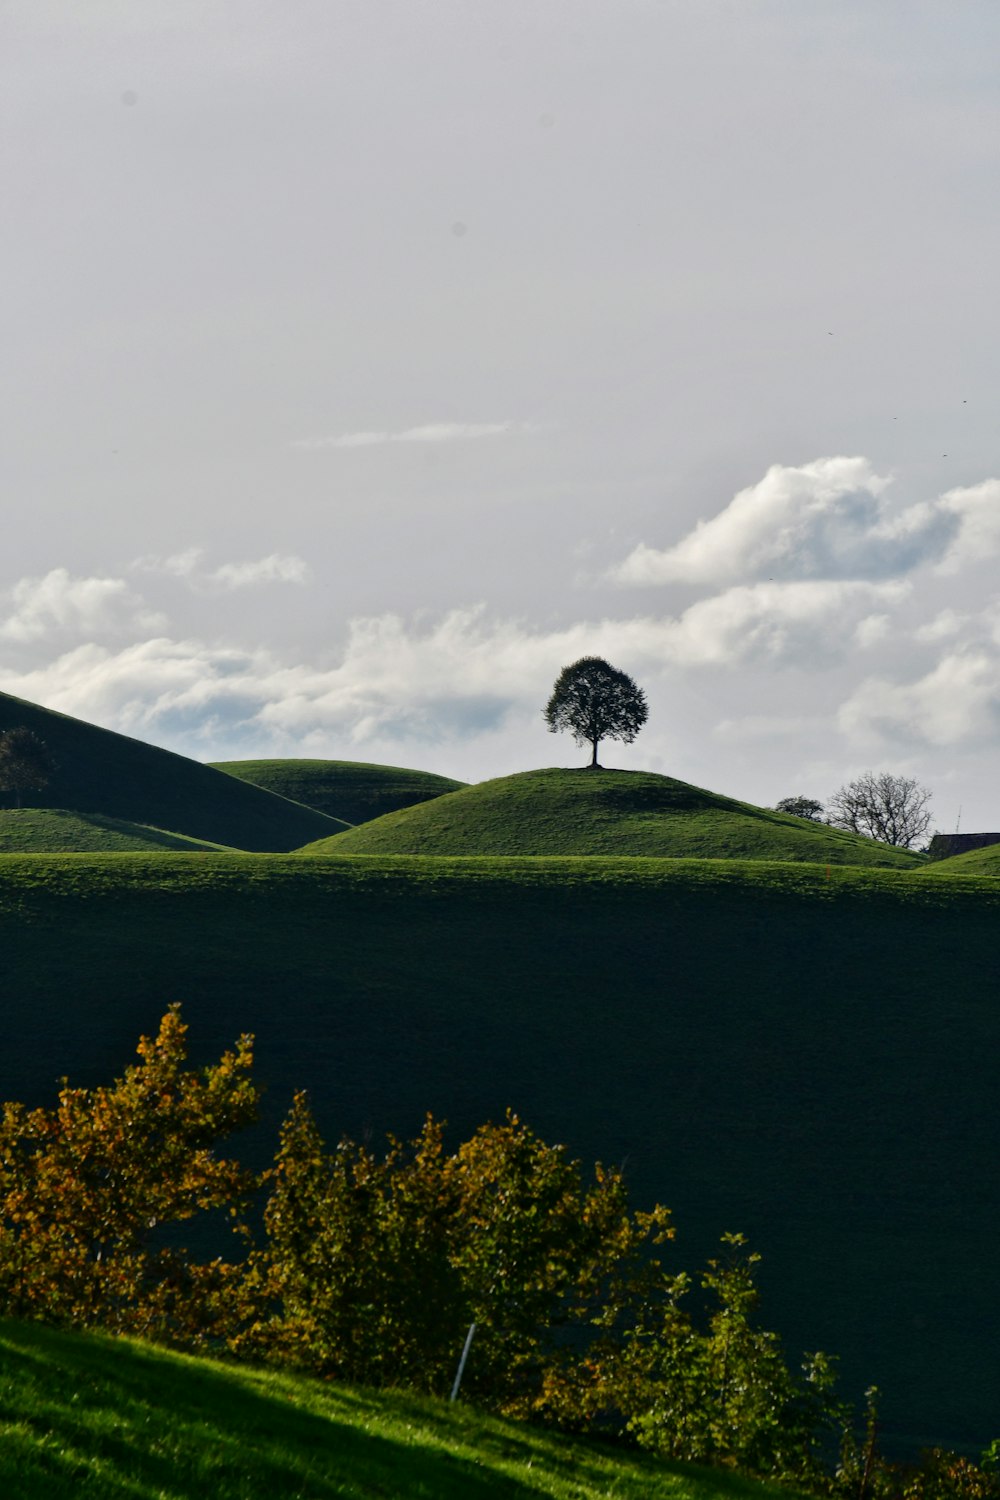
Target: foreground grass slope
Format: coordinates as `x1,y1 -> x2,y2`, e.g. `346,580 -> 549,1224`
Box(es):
0,809 -> 231,853
303,768 -> 921,866
0,1320 -> 770,1500
0,853 -> 996,1450
212,757 -> 466,825
0,691 -> 345,851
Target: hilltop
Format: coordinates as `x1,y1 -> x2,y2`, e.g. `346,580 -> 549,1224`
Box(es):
301,767 -> 921,866
211,757 -> 464,825
0,690 -> 345,851
0,1318 -> 778,1499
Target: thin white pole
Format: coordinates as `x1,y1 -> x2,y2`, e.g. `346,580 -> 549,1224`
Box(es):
449,1321 -> 477,1403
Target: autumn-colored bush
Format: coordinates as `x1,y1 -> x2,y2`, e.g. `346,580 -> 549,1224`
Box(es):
2,1008 -> 994,1493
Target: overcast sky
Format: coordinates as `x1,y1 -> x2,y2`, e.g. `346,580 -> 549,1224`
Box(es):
4,0 -> 1000,831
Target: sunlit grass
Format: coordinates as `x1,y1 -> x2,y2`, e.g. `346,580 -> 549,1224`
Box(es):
0,1319 -> 788,1500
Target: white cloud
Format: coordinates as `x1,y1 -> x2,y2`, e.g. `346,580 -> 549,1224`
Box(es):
854,613 -> 891,649
0,581 -> 907,757
132,548 -> 205,579
207,554 -> 310,589
936,480 -> 1000,573
657,580 -> 908,667
131,551 -> 309,590
613,457 -> 966,587
839,650 -> 1000,749
290,421 -> 532,451
915,608 -> 968,642
0,569 -> 164,644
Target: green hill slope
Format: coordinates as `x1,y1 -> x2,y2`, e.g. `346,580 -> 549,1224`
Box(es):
302,767 -> 920,866
0,1319 -> 765,1500
0,853 -> 995,1450
922,842 -> 1000,875
0,808 -> 231,852
211,757 -> 465,825
0,690 -> 346,851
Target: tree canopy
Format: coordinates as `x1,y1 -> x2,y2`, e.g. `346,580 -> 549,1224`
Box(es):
543,657 -> 648,767
826,771 -> 932,849
775,796 -> 824,821
0,727 -> 55,808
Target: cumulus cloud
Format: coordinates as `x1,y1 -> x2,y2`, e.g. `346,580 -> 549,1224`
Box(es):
613,457 -> 989,587
839,650 -> 1000,749
291,421 -> 532,450
0,579 -> 907,757
0,569 -> 164,644
936,480 -> 1000,573
132,551 -> 309,590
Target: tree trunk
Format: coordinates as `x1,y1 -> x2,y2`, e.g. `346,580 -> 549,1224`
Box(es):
590,738 -> 600,768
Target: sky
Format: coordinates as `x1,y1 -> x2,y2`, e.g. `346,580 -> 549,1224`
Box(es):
4,0 -> 1000,833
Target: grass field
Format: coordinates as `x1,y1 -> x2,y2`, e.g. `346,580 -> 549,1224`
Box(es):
0,808 -> 232,853
303,768 -> 922,867
212,757 -> 465,825
0,690 -> 343,851
0,851 -> 996,1453
0,1319 -> 782,1500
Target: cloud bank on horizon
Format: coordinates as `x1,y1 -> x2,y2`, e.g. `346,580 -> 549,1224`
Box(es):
3,459 -> 1000,815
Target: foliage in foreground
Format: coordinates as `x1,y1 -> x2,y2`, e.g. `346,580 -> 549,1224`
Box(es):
0,1010 -> 997,1499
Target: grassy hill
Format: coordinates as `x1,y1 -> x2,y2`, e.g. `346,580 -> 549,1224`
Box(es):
301,767 -> 921,867
0,690 -> 346,851
0,808 -> 233,853
922,842 -> 1000,876
0,1320 -> 780,1500
0,852 -> 995,1452
211,757 -> 466,825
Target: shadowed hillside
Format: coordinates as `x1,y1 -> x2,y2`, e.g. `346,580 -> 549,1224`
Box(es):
301,767 -> 921,867
0,853 -> 995,1450
212,757 -> 465,825
0,690 -> 346,851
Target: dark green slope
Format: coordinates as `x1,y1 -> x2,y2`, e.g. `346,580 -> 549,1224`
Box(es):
0,854 -> 996,1451
0,808 -> 232,852
303,767 -> 920,867
211,757 -> 465,825
0,690 -> 346,851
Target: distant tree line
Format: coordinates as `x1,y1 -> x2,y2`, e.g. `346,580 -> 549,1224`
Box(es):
0,1009 -> 995,1497
777,773 -> 933,850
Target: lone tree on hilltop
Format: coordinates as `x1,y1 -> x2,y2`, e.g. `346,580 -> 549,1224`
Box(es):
544,656 -> 648,768
775,796 -> 824,821
826,771 -> 932,849
0,727 -> 55,809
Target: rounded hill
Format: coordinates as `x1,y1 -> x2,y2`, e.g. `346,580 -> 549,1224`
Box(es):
299,767 -> 921,866
210,758 -> 465,826
0,808 -> 232,853
0,689 -> 344,852
922,841 -> 1000,876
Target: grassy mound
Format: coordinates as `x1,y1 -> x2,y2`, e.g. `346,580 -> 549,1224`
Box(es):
211,757 -> 465,825
0,808 -> 232,853
0,690 -> 346,851
0,1319 -> 768,1500
0,853 -> 996,1450
302,767 -> 921,866
922,842 -> 1000,876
